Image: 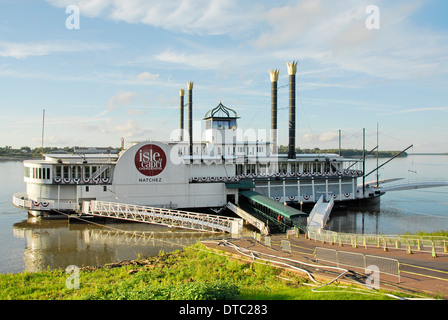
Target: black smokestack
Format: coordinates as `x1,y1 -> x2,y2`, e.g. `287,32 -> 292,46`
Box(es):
287,61 -> 298,159
187,82 -> 194,162
269,69 -> 279,155
179,89 -> 185,141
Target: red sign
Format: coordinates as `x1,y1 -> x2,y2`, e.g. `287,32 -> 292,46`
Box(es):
134,144 -> 167,177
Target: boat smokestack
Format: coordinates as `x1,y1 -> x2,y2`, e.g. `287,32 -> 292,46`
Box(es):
269,69 -> 279,155
287,61 -> 298,159
179,89 -> 185,141
187,81 -> 194,162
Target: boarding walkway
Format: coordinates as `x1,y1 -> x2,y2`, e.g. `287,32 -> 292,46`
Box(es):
238,190 -> 307,233
82,200 -> 243,234
306,195 -> 334,231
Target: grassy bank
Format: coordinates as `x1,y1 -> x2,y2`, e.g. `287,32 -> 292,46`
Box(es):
0,243 -> 407,300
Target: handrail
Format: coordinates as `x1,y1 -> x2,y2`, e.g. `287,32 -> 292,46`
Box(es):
85,200 -> 243,234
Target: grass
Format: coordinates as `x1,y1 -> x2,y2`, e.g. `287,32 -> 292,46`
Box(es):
0,243 -> 409,300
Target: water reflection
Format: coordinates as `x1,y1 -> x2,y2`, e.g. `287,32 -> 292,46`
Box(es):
12,216 -> 227,272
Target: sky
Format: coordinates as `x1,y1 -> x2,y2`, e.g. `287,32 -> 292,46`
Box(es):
1,0 -> 447,153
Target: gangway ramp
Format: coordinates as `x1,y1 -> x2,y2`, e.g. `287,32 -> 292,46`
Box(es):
239,190 -> 307,233
82,200 -> 243,234
307,195 -> 334,231
227,202 -> 269,235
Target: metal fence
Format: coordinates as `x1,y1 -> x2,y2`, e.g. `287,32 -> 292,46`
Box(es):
307,228 -> 448,257
315,247 -> 400,283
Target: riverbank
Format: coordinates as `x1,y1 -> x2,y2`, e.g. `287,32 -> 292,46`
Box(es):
0,242 -> 409,300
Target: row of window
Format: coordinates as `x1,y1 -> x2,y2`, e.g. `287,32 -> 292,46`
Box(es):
177,145 -> 265,156
235,162 -> 342,175
25,165 -> 112,181
25,167 -> 51,180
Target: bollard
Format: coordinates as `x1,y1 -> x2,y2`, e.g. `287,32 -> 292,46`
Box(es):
444,240 -> 447,253
431,242 -> 437,258
383,237 -> 388,252
407,241 -> 412,255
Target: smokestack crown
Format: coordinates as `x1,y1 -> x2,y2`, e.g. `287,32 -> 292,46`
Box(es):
269,69 -> 279,82
286,61 -> 298,75
179,89 -> 185,96
187,81 -> 194,90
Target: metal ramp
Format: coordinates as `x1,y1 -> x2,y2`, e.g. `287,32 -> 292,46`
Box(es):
307,195 -> 334,231
82,200 -> 243,234
227,202 -> 269,235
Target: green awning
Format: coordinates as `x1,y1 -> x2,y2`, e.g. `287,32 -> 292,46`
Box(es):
240,190 -> 305,218
225,180 -> 255,189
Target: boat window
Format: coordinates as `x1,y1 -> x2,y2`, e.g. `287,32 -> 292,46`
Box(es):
63,166 -> 69,179
206,119 -> 212,130
213,120 -> 229,130
82,166 -> 88,179
290,163 -> 296,172
55,166 -> 62,179
303,163 -> 309,173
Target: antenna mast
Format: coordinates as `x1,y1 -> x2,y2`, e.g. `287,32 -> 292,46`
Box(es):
41,109 -> 45,159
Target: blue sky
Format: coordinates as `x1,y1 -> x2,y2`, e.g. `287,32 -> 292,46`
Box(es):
1,0 -> 447,153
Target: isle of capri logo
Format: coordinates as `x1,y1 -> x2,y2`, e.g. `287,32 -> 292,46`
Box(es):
134,144 -> 167,177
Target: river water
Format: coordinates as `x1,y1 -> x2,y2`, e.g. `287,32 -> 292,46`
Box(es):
1,155 -> 447,273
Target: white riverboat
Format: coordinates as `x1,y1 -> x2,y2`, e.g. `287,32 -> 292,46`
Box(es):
12,62 -> 382,217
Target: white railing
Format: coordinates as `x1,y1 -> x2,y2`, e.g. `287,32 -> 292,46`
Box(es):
84,200 -> 243,234
307,228 -> 448,257
315,247 -> 400,283
12,192 -> 79,211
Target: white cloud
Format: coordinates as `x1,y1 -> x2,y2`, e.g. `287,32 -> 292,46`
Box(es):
136,71 -> 159,81
107,91 -> 136,111
379,107 -> 448,116
303,131 -> 339,143
0,40 -> 112,59
46,0 -> 259,37
255,1 -> 448,80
